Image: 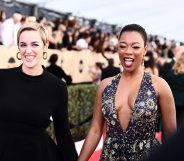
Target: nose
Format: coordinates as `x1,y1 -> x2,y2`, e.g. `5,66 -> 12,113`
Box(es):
125,46 -> 132,54
25,47 -> 32,54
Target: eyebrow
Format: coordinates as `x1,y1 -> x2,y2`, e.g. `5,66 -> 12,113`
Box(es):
19,41 -> 39,44
119,41 -> 141,45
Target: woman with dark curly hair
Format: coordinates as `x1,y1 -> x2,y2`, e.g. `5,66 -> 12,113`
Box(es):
164,52 -> 184,128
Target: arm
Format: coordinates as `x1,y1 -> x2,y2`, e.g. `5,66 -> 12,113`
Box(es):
153,76 -> 177,138
78,79 -> 109,161
89,69 -> 101,82
52,82 -> 78,161
58,68 -> 72,85
46,25 -> 59,46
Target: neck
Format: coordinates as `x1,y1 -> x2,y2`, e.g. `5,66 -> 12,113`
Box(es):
22,65 -> 43,76
122,66 -> 144,79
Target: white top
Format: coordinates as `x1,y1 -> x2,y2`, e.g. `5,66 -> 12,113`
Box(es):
76,38 -> 88,49
1,18 -> 21,46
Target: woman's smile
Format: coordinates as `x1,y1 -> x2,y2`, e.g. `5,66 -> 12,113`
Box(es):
124,57 -> 134,67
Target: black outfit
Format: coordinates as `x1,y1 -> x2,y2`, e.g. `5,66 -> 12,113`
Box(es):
46,64 -> 72,85
48,42 -> 61,50
0,65 -> 78,161
101,65 -> 120,80
145,125 -> 183,161
48,42 -> 57,49
159,59 -> 175,79
62,33 -> 73,50
164,70 -> 184,128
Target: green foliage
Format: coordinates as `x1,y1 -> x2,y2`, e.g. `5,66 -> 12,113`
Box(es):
47,84 -> 98,142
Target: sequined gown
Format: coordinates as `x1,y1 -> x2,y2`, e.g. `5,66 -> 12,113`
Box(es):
100,72 -> 160,161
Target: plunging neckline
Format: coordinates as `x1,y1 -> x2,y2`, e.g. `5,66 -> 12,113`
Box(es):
113,72 -> 146,133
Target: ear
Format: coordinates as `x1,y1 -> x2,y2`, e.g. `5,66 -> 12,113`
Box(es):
144,45 -> 148,56
44,41 -> 49,51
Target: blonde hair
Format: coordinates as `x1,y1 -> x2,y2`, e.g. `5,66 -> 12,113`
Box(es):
172,52 -> 184,74
17,22 -> 49,46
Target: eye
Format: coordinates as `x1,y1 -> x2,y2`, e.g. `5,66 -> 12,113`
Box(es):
119,45 -> 126,49
32,43 -> 39,47
19,44 -> 27,48
132,46 -> 140,49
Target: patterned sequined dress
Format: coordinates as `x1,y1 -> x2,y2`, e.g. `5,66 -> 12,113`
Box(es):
100,72 -> 160,161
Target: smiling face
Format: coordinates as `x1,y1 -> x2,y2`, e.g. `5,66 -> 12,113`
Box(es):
118,31 -> 147,73
18,30 -> 47,74
17,22 -> 49,75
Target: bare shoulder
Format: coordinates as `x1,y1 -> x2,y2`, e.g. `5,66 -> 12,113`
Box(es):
97,76 -> 114,94
151,74 -> 171,94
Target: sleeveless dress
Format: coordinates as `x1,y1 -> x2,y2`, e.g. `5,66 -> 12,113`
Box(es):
100,72 -> 160,161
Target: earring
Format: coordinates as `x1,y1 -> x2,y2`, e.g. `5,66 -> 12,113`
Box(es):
142,56 -> 145,67
16,52 -> 21,60
43,52 -> 47,60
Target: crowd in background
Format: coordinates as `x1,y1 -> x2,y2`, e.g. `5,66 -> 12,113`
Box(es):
0,7 -> 184,131
0,5 -> 184,161
1,8 -> 183,54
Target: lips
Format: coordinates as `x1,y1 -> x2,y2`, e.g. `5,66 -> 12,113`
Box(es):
124,58 -> 134,67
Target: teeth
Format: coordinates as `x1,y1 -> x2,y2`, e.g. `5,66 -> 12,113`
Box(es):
25,55 -> 34,61
124,58 -> 133,61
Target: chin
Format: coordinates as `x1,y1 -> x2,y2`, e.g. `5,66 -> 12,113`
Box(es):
24,62 -> 36,68
123,66 -> 135,72
123,65 -> 133,70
